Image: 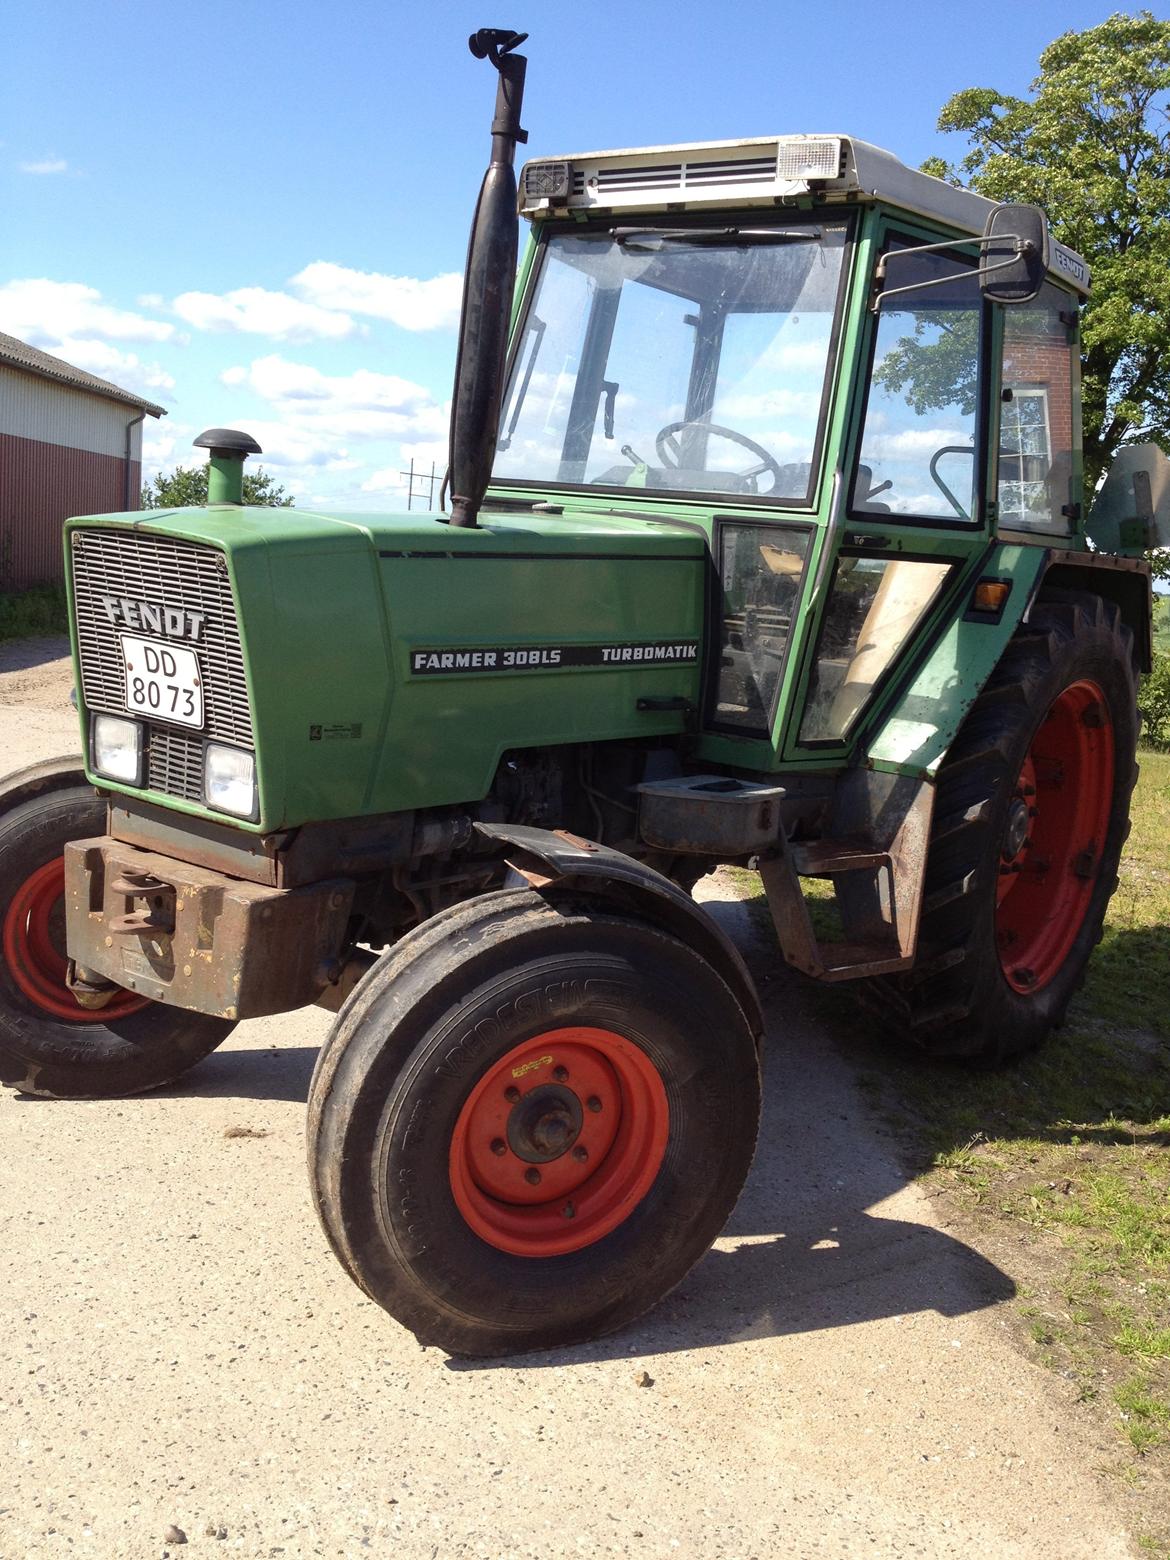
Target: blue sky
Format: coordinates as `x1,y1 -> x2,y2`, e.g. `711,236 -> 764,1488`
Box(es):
0,0 -> 1138,510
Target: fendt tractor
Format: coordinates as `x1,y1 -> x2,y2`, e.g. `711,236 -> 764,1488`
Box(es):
2,29 -> 1165,1355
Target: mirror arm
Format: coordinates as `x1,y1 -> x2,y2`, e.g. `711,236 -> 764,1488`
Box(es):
871,237 -> 1030,312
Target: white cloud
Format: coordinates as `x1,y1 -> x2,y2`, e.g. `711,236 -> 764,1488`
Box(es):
861,428 -> 970,459
141,423 -> 201,485
360,466 -> 408,494
19,156 -> 68,175
208,356 -> 452,501
291,262 -> 463,331
220,420 -> 357,470
137,292 -> 165,310
172,286 -> 357,341
0,279 -> 175,343
220,354 -> 447,442
718,388 -> 820,420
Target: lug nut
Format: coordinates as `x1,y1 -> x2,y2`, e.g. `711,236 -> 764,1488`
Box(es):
525,1168 -> 542,1185
586,1096 -> 602,1113
572,1146 -> 588,1162
553,1065 -> 569,1082
491,1138 -> 507,1157
505,1086 -> 521,1103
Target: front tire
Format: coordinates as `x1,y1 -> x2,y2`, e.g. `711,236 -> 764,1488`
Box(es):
868,592 -> 1138,1061
0,784 -> 236,1097
307,889 -> 761,1356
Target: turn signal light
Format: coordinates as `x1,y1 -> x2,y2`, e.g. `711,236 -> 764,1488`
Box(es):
973,580 -> 1011,612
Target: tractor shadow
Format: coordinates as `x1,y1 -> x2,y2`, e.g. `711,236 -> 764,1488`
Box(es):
157,1040 -> 323,1103
450,894 -> 1016,1369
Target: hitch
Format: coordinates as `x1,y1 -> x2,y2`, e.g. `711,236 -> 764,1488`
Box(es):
108,867 -> 177,936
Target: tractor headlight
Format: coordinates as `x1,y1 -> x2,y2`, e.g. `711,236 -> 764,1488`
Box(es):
92,714 -> 144,784
204,744 -> 257,819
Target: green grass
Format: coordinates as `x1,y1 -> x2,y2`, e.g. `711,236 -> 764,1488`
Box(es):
0,584 -> 68,641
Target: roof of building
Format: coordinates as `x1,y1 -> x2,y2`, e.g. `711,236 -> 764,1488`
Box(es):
0,332 -> 167,417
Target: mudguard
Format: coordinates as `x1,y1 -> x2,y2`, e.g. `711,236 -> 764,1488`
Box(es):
475,822 -> 764,1040
0,757 -> 89,817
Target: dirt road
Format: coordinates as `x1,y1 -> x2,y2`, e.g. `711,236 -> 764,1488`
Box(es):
0,637 -> 1136,1558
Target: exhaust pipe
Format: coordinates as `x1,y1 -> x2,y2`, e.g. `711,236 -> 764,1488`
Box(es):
446,27 -> 529,529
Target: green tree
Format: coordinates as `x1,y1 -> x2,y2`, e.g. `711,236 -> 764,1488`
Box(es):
141,466 -> 294,509
921,11 -> 1170,576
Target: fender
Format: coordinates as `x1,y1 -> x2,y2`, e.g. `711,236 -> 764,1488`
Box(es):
0,756 -> 90,818
475,822 -> 764,1040
1039,550 -> 1152,672
865,542 -> 1152,781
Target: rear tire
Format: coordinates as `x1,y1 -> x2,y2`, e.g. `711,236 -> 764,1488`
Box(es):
0,784 -> 235,1097
307,889 -> 761,1356
867,592 -> 1138,1061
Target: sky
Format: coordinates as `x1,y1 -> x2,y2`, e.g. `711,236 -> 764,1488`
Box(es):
0,0 -> 1142,512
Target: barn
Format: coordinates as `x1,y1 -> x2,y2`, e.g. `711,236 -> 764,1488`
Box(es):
0,332 -> 166,590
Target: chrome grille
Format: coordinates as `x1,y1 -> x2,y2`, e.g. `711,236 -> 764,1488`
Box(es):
70,528 -> 253,804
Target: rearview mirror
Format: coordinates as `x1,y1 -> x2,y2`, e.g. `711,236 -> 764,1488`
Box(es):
980,204 -> 1049,305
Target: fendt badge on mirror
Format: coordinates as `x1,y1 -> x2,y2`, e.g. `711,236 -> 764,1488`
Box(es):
99,595 -> 208,644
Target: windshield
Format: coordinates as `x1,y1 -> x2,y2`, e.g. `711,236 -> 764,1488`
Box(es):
493,220 -> 850,503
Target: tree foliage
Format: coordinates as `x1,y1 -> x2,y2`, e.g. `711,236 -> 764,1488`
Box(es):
873,310 -> 980,417
141,466 -> 294,510
921,11 -> 1170,502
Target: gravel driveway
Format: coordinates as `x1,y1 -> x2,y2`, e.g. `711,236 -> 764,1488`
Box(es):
0,636 -> 1137,1558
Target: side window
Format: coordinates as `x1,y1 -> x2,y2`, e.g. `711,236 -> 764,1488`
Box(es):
799,556 -> 954,743
854,243 -> 983,522
998,283 -> 1077,533
713,524 -> 813,733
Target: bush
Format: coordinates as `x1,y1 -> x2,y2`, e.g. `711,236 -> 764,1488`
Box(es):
1139,649 -> 1170,748
0,584 -> 69,643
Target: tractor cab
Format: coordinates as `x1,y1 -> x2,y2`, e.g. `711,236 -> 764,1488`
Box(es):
489,136 -> 1099,765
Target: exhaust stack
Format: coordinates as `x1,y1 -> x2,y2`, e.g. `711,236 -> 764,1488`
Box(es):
194,428 -> 262,506
447,27 -> 528,529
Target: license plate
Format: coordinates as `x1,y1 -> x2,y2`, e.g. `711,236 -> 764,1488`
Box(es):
121,635 -> 204,728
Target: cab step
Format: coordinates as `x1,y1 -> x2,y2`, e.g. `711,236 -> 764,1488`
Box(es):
788,839 -> 890,876
758,775 -> 934,984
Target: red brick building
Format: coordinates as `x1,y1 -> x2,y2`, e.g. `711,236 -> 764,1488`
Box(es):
0,333 -> 166,589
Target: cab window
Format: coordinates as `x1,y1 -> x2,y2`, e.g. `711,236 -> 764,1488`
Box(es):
998,282 -> 1078,534
854,242 -> 983,523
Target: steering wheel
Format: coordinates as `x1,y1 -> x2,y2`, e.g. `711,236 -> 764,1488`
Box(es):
655,421 -> 784,495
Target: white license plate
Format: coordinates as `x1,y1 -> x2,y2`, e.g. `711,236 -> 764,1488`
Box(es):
121,635 -> 204,728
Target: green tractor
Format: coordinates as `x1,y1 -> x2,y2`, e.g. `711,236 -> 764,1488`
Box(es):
1,29 -> 1163,1355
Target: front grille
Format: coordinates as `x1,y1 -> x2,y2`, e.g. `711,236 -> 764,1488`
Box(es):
71,528 -> 254,804
146,727 -> 208,800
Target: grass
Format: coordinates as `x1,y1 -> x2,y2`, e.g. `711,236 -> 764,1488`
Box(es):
723,749 -> 1170,1540
0,584 -> 68,642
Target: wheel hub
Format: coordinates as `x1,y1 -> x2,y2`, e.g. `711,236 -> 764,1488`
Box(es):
506,1083 -> 584,1162
1002,796 -> 1031,862
448,1027 -> 670,1258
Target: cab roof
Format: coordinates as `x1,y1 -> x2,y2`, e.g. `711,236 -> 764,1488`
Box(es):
518,134 -> 1090,297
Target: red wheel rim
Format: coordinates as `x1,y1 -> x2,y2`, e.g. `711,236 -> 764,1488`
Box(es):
995,679 -> 1114,995
2,859 -> 147,1023
449,1027 -> 670,1257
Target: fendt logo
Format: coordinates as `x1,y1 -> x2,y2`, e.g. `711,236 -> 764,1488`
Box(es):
99,595 -> 208,643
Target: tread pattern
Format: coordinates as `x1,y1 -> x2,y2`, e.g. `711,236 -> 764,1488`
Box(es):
863,591 -> 1139,1061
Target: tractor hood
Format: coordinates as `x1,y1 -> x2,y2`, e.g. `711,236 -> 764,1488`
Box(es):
64,504 -> 706,832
